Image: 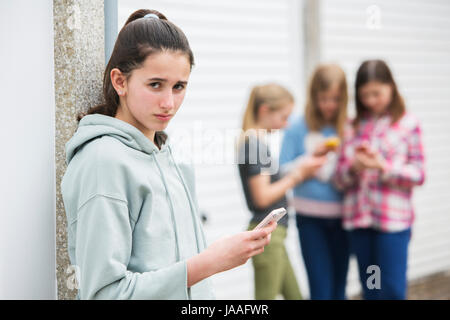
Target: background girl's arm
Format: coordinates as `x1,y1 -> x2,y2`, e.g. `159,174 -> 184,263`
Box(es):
248,155 -> 326,208
248,173 -> 300,208
380,122 -> 426,188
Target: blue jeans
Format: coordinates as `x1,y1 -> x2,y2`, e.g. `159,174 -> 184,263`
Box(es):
296,215 -> 350,300
348,228 -> 411,300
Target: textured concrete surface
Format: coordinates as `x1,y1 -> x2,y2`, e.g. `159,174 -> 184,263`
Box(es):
351,270 -> 450,300
53,0 -> 105,300
407,270 -> 450,300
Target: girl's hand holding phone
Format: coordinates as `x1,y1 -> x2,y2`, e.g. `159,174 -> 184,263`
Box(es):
291,155 -> 327,182
313,137 -> 341,157
203,221 -> 277,274
186,221 -> 277,287
353,143 -> 387,172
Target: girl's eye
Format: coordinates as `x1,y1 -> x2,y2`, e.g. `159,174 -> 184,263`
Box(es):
174,83 -> 185,91
149,82 -> 161,89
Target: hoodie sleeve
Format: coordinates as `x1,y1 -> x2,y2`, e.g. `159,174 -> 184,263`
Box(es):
75,194 -> 189,300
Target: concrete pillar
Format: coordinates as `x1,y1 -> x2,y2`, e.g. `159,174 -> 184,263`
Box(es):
53,0 -> 105,299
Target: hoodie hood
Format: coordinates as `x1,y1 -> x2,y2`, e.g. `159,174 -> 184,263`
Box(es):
65,114 -> 167,165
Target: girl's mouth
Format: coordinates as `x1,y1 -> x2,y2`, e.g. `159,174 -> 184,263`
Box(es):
155,114 -> 172,121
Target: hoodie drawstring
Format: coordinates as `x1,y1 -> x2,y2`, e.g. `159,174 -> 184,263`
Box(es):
167,145 -> 205,253
151,152 -> 181,262
153,147 -> 204,300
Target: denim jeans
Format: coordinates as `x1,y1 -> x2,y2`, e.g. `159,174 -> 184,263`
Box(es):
296,214 -> 350,300
348,227 -> 411,300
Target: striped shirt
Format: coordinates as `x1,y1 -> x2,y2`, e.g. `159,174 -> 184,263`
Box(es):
334,112 -> 426,232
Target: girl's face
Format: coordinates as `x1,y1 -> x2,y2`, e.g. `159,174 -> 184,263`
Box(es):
113,51 -> 191,140
358,81 -> 393,115
259,102 -> 294,130
316,83 -> 341,122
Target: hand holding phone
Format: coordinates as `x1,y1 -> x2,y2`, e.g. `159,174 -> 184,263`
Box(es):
324,136 -> 340,149
355,141 -> 371,153
253,208 -> 287,230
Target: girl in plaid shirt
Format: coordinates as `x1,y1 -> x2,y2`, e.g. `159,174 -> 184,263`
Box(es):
334,60 -> 426,299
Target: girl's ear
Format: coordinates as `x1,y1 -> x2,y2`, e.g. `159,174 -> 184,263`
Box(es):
111,68 -> 127,96
257,103 -> 270,117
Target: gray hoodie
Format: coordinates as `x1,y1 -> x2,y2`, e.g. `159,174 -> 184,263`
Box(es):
61,114 -> 214,299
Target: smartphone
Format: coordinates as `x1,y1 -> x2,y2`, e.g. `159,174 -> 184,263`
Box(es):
355,144 -> 367,151
355,141 -> 370,152
324,136 -> 340,149
253,208 -> 287,230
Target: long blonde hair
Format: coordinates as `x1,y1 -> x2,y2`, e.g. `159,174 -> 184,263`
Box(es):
304,64 -> 348,138
241,83 -> 294,133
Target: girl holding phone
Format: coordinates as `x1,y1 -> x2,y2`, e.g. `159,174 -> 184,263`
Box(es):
237,84 -> 325,299
334,60 -> 426,299
280,64 -> 350,300
61,9 -> 276,300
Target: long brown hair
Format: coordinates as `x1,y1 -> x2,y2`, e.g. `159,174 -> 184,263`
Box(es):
78,9 -> 194,147
304,64 -> 348,138
354,59 -> 405,128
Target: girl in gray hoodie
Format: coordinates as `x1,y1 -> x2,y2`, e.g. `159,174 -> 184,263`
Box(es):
61,9 -> 276,300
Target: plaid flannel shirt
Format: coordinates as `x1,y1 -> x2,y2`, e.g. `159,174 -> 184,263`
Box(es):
334,112 -> 425,232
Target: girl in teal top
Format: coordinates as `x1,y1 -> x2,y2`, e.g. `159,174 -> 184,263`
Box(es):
61,9 -> 276,300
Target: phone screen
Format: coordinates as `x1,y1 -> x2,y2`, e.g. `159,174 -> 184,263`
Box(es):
253,208 -> 286,230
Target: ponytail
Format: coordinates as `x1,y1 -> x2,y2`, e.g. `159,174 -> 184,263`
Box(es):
123,8 -> 167,24
242,86 -> 260,132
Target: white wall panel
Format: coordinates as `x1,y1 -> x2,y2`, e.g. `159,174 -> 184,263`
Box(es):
0,0 -> 56,299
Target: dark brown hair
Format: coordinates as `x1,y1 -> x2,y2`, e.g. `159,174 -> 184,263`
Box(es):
354,59 -> 405,128
78,9 -> 194,147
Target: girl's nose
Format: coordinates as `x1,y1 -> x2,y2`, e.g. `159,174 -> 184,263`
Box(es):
160,90 -> 175,111
366,95 -> 378,107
